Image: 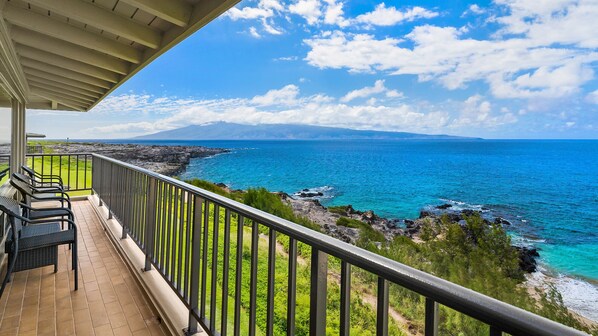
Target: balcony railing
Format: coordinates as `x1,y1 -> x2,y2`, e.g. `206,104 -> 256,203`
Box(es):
87,153 -> 586,336
0,153 -> 93,191
0,152 -> 587,335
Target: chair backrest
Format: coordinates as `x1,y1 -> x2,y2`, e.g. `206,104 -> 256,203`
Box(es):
12,172 -> 32,185
9,176 -> 33,206
21,166 -> 36,179
0,196 -> 23,236
0,169 -> 7,181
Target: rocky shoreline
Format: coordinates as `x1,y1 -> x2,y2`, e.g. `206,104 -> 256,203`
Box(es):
283,192 -> 540,274
0,142 -> 228,176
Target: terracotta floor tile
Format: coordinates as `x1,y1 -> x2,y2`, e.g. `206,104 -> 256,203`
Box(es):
0,201 -> 169,336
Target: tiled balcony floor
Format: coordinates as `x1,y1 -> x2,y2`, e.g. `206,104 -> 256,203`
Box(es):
0,200 -> 167,336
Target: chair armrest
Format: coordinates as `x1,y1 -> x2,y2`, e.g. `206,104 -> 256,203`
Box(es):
30,195 -> 72,209
30,217 -> 77,230
35,174 -> 63,184
19,201 -> 75,219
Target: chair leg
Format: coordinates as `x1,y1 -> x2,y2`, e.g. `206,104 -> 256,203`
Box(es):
73,240 -> 78,291
0,251 -> 18,298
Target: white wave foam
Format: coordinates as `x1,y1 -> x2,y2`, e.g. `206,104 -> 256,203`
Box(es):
527,267 -> 598,322
292,186 -> 335,199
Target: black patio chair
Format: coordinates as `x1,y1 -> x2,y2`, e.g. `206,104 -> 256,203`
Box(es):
12,172 -> 64,193
0,168 -> 8,181
21,166 -> 64,188
10,176 -> 74,224
0,196 -> 78,298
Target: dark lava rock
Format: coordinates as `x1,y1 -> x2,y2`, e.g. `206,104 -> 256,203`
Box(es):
419,210 -> 434,218
494,217 -> 511,226
444,213 -> 462,223
461,209 -> 481,217
361,210 -> 379,223
514,247 -> 540,273
298,192 -> 324,198
436,203 -> 453,209
404,219 -> 416,227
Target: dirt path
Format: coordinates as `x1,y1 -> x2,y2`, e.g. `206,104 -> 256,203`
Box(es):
262,234 -> 420,334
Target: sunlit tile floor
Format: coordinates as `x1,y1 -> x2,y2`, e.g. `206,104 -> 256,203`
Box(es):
0,200 -> 167,335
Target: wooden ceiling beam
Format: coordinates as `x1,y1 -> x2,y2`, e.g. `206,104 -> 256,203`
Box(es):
119,0 -> 192,27
30,88 -> 87,111
20,58 -> 112,89
5,5 -> 142,63
26,75 -> 101,99
30,83 -> 94,105
27,0 -> 162,49
17,45 -> 120,83
11,28 -> 130,75
23,67 -> 106,95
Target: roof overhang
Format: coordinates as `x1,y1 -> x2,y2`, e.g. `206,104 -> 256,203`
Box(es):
0,0 -> 240,112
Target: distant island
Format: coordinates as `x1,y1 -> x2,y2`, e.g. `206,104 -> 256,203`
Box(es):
135,122 -> 479,140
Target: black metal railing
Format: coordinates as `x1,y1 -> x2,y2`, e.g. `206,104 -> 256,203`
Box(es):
91,153 -> 586,336
0,155 -> 10,184
27,153 -> 93,192
0,153 -> 93,191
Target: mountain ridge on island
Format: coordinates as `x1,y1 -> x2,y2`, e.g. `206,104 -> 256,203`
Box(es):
135,122 -> 480,140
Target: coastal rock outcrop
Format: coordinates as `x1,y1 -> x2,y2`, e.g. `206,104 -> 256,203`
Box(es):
0,142 -> 228,176
514,247 -> 540,273
286,192 -> 540,274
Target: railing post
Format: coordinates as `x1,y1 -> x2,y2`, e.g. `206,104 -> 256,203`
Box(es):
121,168 -> 129,239
144,177 -> 156,272
489,326 -> 502,336
376,277 -> 389,336
340,261 -> 351,336
309,249 -> 328,336
425,298 -> 439,336
186,196 -> 203,335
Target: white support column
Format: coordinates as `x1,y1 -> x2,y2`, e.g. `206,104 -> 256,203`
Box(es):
10,99 -> 26,174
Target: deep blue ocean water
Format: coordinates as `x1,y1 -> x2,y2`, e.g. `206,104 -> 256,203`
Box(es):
105,139 -> 598,283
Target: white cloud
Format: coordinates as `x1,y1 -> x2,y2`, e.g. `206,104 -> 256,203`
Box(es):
323,0 -> 350,27
355,4 -> 439,27
275,56 -> 299,61
249,26 -> 261,38
226,0 -> 284,35
262,19 -> 284,34
462,4 -> 485,16
340,80 -> 402,102
87,85 -> 523,137
305,0 -> 598,101
452,95 -> 517,128
586,89 -> 598,104
289,0 -> 322,25
251,84 -> 301,105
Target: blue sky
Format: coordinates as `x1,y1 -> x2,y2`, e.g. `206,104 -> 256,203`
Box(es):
21,0 -> 598,139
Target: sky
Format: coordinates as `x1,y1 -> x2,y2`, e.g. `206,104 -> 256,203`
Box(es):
4,0 -> 598,139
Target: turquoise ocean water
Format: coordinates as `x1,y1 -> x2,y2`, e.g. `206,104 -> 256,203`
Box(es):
105,139 -> 598,317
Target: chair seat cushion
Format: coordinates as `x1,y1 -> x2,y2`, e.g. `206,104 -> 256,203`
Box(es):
6,223 -> 75,252
29,208 -> 70,220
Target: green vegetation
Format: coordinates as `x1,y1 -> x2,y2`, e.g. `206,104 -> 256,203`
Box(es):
0,141 -> 92,194
336,216 -> 385,242
26,155 -> 92,196
182,179 -> 597,335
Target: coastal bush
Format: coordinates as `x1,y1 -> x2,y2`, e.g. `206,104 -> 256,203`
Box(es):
185,179 -> 244,201
336,216 -> 385,242
243,188 -> 321,232
183,181 -> 596,335
367,213 -> 595,334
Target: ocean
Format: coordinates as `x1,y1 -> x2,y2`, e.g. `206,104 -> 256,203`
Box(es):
105,139 -> 598,319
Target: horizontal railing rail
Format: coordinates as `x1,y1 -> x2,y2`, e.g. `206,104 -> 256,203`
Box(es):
91,153 -> 587,336
0,155 -> 10,184
27,153 -> 93,192
0,153 -> 93,191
